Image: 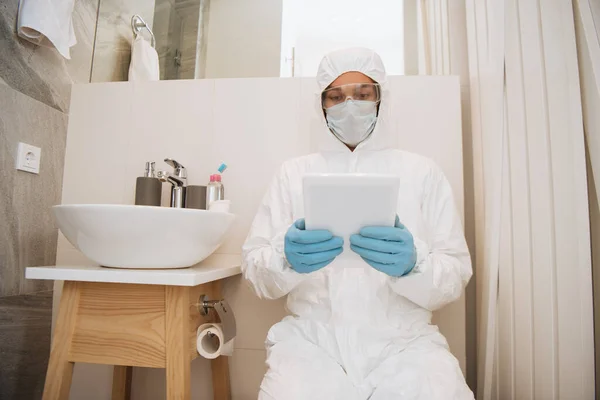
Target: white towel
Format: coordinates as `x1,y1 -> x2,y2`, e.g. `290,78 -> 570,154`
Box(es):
128,35 -> 160,81
17,0 -> 77,59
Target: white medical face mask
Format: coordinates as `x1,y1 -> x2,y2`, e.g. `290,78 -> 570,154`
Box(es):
325,100 -> 378,146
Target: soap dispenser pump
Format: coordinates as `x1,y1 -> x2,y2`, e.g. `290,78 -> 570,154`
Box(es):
135,162 -> 162,206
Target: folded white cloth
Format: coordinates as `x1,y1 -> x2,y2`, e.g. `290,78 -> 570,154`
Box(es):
17,0 -> 77,59
128,35 -> 160,81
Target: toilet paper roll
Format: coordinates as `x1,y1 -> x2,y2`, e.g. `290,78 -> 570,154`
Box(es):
196,323 -> 235,359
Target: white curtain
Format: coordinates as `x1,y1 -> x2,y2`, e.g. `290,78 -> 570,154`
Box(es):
417,0 -> 450,75
464,1 -> 505,397
574,0 -> 600,396
466,0 -> 595,399
575,0 -> 600,206
416,0 -> 477,389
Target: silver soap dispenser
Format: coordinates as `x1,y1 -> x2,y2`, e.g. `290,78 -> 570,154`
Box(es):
135,162 -> 162,206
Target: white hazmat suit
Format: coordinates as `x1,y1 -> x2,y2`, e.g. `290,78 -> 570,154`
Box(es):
242,48 -> 474,400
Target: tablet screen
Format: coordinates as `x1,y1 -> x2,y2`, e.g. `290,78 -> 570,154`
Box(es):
303,174 -> 400,261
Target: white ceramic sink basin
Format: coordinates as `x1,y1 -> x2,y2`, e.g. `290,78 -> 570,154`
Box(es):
53,204 -> 235,269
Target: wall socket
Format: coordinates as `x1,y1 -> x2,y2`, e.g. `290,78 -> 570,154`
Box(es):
16,142 -> 41,174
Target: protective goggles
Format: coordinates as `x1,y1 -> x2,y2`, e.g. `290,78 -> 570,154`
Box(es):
321,83 -> 381,109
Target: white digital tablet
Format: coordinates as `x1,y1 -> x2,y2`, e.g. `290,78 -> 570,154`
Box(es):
303,174 -> 400,261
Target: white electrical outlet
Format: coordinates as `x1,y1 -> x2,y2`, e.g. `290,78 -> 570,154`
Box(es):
16,142 -> 41,174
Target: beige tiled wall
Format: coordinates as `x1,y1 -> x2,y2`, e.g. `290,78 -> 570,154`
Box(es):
0,0 -> 98,396
0,0 -> 98,112
59,76 -> 464,398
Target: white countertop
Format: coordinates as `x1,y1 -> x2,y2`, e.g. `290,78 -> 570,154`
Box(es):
25,254 -> 242,287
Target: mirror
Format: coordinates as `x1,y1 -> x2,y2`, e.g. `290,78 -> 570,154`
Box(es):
90,0 -> 421,81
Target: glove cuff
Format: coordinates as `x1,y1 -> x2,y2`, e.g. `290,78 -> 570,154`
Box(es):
274,230 -> 291,269
412,236 -> 429,273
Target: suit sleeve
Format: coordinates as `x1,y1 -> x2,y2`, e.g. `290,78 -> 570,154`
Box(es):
388,163 -> 473,311
242,164 -> 307,299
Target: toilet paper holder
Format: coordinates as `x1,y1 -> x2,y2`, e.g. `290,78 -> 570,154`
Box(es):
197,295 -> 236,342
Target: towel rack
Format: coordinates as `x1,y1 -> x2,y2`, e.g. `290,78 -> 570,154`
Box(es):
131,14 -> 155,48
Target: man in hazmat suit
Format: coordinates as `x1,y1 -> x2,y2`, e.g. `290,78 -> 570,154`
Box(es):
242,47 -> 474,400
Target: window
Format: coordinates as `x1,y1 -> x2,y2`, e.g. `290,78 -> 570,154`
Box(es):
280,0 -> 405,77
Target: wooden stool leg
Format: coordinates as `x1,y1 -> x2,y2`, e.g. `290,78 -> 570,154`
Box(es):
165,286 -> 191,400
112,366 -> 132,400
211,357 -> 231,400
42,281 -> 81,400
209,281 -> 231,400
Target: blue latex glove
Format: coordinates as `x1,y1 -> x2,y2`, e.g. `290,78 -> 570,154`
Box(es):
350,216 -> 417,277
284,219 -> 344,274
